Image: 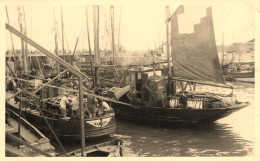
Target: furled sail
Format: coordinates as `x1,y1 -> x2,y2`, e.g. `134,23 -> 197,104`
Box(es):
170,6 -> 225,84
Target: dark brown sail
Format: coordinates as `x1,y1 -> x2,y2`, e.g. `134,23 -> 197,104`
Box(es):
171,7 -> 225,84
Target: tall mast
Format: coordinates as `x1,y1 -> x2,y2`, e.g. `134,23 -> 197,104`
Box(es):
54,9 -> 60,75
86,6 -> 95,87
94,6 -> 100,86
18,6 -> 28,74
117,7 -> 122,52
22,6 -> 29,72
110,6 -> 116,65
165,6 -> 171,96
61,6 -> 65,60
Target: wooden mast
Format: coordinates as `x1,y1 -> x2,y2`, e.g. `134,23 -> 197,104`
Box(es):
61,6 -> 65,60
117,7 -> 122,52
86,6 -> 95,87
18,7 -> 28,75
94,6 -> 100,86
22,6 -> 29,73
54,9 -> 60,75
110,6 -> 116,65
165,6 -> 171,96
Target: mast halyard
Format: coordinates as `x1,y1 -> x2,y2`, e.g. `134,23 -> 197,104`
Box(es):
5,6 -> 17,75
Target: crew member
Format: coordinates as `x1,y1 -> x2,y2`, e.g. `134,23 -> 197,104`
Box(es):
87,94 -> 98,118
99,99 -> 110,111
60,93 -> 70,118
179,91 -> 188,108
127,87 -> 137,105
71,93 -> 79,116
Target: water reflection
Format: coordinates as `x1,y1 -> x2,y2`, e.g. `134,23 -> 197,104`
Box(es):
112,120 -> 253,156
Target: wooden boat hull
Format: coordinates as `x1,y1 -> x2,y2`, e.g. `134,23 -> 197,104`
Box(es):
106,100 -> 249,127
6,92 -> 116,140
60,139 -> 123,157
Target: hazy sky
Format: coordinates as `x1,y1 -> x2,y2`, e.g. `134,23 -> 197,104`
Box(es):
4,3 -> 255,51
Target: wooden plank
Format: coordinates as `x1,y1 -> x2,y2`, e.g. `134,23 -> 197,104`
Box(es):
6,124 -> 18,133
6,133 -> 53,157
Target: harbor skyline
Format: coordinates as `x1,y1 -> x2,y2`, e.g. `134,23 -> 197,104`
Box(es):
4,3 -> 255,51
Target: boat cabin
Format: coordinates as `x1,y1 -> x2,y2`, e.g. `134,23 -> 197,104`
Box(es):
125,67 -> 168,106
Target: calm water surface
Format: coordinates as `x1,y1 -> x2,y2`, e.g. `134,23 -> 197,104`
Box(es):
57,81 -> 255,157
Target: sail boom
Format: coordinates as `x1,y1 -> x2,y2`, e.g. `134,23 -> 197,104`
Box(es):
171,77 -> 232,89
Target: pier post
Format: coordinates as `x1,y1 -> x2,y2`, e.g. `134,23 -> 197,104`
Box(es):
79,76 -> 85,157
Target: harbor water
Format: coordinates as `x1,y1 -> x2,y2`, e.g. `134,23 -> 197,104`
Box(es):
56,81 -> 255,157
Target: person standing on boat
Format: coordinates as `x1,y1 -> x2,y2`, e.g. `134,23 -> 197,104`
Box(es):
71,93 -> 79,116
179,91 -> 188,108
60,93 -> 70,118
99,99 -> 111,111
127,87 -> 137,105
87,94 -> 98,118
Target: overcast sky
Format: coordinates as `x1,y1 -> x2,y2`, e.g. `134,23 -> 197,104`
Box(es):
4,3 -> 255,51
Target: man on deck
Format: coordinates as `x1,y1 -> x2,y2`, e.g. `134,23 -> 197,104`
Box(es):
87,94 -> 98,118
179,91 -> 188,108
127,87 -> 137,105
60,93 -> 70,118
99,99 -> 111,111
71,93 -> 79,116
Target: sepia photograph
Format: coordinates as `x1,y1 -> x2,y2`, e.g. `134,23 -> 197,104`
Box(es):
1,0 -> 259,159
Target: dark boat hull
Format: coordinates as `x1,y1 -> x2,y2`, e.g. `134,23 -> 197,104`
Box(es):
228,71 -> 254,78
6,93 -> 116,140
107,100 -> 249,127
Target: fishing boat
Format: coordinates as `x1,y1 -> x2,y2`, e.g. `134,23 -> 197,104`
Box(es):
6,90 -> 116,140
60,139 -> 123,157
97,6 -> 250,127
5,108 -> 55,157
